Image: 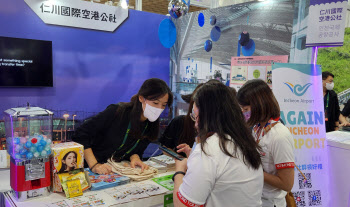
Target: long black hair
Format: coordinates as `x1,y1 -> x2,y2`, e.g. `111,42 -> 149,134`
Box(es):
59,151 -> 77,173
193,82 -> 261,169
117,78 -> 173,142
178,83 -> 204,147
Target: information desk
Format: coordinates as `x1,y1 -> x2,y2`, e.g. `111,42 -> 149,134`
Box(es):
3,170 -> 174,207
326,130 -> 350,207
0,169 -> 11,207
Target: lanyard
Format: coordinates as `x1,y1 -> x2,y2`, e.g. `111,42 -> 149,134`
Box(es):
253,117 -> 279,144
114,122 -> 148,160
325,92 -> 329,109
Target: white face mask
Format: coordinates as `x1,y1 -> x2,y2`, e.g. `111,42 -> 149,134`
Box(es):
326,82 -> 334,91
143,102 -> 164,122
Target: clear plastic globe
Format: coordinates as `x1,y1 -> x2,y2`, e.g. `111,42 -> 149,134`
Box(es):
168,0 -> 189,19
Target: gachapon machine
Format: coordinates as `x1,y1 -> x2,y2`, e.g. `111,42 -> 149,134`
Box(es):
4,104 -> 53,201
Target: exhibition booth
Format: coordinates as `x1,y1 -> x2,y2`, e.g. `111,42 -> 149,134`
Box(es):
0,0 -> 349,206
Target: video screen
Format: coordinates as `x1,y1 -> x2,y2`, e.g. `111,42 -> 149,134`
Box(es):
0,36 -> 53,87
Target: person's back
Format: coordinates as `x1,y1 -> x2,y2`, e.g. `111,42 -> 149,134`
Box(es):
173,82 -> 263,207
180,133 -> 263,207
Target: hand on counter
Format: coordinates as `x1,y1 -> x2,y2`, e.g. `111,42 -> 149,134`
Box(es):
130,154 -> 149,173
93,163 -> 112,175
340,122 -> 350,127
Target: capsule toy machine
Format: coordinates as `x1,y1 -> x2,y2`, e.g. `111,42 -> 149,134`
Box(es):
4,105 -> 53,201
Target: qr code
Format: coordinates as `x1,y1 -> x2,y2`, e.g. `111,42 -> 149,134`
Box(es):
293,191 -> 306,207
299,173 -> 312,189
308,190 -> 322,206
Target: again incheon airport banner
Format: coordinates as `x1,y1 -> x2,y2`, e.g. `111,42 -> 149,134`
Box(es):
272,63 -> 328,207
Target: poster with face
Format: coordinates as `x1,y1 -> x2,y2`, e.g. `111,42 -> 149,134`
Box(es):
51,142 -> 84,173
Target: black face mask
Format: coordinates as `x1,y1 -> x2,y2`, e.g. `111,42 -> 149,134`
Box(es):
239,32 -> 250,46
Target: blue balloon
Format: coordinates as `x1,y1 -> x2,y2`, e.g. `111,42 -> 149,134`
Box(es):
46,149 -> 52,155
210,26 -> 221,42
26,152 -> 33,159
14,137 -> 20,145
198,13 -> 205,27
20,148 -> 27,155
204,40 -> 212,52
39,139 -> 47,146
25,141 -> 32,148
242,39 -> 255,56
210,15 -> 216,25
37,145 -> 44,152
158,19 -> 177,48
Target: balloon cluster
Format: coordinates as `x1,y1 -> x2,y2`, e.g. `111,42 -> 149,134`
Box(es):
202,15 -> 221,52
168,0 -> 189,19
9,134 -> 52,161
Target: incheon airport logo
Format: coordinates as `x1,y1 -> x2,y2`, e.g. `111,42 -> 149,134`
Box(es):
284,82 -> 312,96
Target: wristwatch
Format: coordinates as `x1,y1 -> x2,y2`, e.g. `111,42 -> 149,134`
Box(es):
172,171 -> 186,181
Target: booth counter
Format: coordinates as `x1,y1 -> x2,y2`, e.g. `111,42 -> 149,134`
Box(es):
326,130 -> 350,207
2,169 -> 173,207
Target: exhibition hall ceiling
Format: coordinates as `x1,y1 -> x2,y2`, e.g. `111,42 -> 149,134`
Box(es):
86,0 -> 206,15
173,1 -> 294,66
132,0 -> 206,15
86,0 -> 259,16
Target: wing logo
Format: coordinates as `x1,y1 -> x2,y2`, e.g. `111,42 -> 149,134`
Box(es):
284,82 -> 312,96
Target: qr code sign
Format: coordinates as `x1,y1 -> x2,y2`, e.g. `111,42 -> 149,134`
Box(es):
308,190 -> 322,206
293,191 -> 306,207
299,173 -> 312,189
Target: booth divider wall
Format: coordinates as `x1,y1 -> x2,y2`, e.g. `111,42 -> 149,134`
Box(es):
0,0 -> 170,122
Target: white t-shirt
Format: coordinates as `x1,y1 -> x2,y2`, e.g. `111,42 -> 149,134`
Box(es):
254,122 -> 295,207
178,133 -> 263,207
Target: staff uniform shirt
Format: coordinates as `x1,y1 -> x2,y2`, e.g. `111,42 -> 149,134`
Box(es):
159,115 -> 185,149
72,104 -> 151,165
324,90 -> 340,132
159,115 -> 195,157
254,122 -> 295,207
178,133 -> 263,207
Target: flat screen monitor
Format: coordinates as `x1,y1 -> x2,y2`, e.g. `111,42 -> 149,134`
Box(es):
0,36 -> 53,87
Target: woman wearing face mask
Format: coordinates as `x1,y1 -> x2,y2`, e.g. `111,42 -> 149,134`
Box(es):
322,71 -> 340,132
237,79 -> 294,207
72,78 -> 173,175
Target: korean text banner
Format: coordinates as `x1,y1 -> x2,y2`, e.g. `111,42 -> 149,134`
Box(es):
306,0 -> 348,47
230,56 -> 288,91
272,63 -> 328,207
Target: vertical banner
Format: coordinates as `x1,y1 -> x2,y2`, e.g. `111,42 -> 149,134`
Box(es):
306,0 -> 348,47
230,56 -> 288,91
272,63 -> 328,207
